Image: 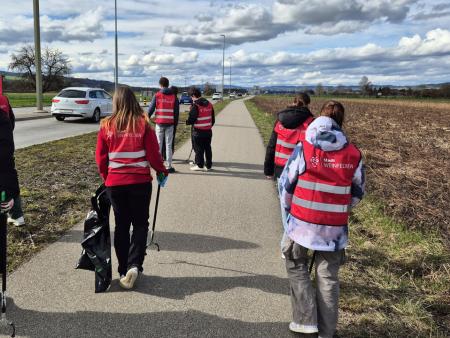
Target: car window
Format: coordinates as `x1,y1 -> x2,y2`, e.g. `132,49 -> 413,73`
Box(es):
95,91 -> 105,99
58,90 -> 86,98
102,91 -> 112,99
89,91 -> 97,99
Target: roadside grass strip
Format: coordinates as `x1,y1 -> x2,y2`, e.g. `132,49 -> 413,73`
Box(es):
8,101 -> 230,272
7,92 -> 56,108
244,99 -> 450,337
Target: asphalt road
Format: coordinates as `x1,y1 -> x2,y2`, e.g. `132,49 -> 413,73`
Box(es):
14,104 -> 193,149
3,99 -> 295,338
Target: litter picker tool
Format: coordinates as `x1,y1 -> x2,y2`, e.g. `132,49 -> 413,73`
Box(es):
147,176 -> 164,252
0,192 -> 16,337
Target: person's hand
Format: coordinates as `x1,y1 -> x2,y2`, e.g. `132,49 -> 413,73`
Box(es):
0,198 -> 14,214
157,172 -> 168,187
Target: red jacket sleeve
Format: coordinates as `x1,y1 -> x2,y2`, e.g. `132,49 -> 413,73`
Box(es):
95,128 -> 109,181
144,125 -> 168,175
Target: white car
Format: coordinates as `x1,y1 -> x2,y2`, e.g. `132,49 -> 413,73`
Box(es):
212,92 -> 223,100
51,87 -> 113,122
229,92 -> 236,99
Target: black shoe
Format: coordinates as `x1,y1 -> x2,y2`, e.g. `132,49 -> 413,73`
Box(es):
167,167 -> 176,173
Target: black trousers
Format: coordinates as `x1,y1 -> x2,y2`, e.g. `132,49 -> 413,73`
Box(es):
106,182 -> 152,275
193,134 -> 212,169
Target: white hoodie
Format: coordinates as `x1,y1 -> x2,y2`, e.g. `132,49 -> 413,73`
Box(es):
278,116 -> 365,251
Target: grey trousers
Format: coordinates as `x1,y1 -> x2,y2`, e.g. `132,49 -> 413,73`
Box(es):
155,124 -> 174,167
284,242 -> 345,338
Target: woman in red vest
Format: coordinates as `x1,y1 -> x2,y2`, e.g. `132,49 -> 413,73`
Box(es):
278,101 -> 365,337
96,87 -> 168,290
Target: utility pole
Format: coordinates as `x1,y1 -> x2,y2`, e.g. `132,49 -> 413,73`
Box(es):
33,0 -> 44,112
114,0 -> 119,91
229,57 -> 232,97
220,34 -> 225,98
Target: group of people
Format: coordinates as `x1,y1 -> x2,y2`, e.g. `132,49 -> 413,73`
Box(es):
264,93 -> 365,337
95,78 -> 215,289
1,83 -> 365,336
147,77 -> 215,173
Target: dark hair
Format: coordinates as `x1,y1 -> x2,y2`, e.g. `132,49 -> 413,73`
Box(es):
170,86 -> 178,96
289,92 -> 310,108
159,77 -> 169,88
188,86 -> 201,98
320,100 -> 345,127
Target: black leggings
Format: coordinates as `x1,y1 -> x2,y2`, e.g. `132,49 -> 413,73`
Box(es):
106,182 -> 152,275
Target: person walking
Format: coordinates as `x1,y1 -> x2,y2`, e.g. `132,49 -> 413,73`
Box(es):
278,101 -> 365,337
186,87 -> 215,171
0,94 -> 18,216
264,93 -> 314,250
161,86 -> 180,161
264,93 -> 313,179
0,94 -> 25,226
148,77 -> 178,173
96,87 -> 168,290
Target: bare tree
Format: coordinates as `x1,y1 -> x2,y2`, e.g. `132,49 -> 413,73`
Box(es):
359,76 -> 372,95
9,45 -> 71,92
315,83 -> 325,96
203,82 -> 215,96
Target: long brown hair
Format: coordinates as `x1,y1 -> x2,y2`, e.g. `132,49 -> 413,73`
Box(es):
320,100 -> 345,127
102,86 -> 148,132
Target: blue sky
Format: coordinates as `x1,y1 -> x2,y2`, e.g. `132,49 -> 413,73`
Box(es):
0,0 -> 449,87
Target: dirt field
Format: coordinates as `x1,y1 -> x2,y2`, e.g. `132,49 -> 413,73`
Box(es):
252,96 -> 450,239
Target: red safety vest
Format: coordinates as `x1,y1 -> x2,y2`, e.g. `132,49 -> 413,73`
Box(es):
0,95 -> 11,115
105,119 -> 150,176
194,102 -> 213,130
154,91 -> 175,125
274,116 -> 313,167
291,141 -> 361,226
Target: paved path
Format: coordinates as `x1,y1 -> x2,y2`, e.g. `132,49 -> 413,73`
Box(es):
12,107 -> 52,122
3,100 -> 293,337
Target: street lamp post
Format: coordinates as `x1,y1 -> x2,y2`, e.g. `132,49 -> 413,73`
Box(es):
114,0 -> 118,91
33,0 -> 43,112
220,34 -> 225,98
229,57 -> 232,97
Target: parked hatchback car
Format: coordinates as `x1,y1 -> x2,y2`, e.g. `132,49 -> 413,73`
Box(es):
51,87 -> 113,122
179,92 -> 193,105
212,92 -> 223,100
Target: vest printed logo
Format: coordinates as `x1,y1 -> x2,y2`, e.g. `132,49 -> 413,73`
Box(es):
310,156 -> 319,168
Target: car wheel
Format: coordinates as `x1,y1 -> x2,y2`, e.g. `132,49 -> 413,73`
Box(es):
55,116 -> 65,121
92,108 -> 101,123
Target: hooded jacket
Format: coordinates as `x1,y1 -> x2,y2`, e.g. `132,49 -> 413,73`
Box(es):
0,99 -> 19,199
264,106 -> 313,177
186,97 -> 215,137
148,88 -> 180,126
278,116 -> 365,251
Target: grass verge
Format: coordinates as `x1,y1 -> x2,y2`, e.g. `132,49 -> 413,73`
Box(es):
244,99 -> 450,337
9,100 -> 231,272
6,92 -> 56,108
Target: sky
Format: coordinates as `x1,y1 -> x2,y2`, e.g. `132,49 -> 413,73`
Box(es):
0,0 -> 450,88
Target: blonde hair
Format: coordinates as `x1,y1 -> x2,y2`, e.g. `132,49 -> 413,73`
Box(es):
102,86 -> 148,132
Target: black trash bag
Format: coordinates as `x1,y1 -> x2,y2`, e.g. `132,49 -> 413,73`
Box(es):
76,184 -> 112,293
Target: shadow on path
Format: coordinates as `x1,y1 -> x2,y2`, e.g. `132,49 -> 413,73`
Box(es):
2,300 -> 297,338
61,231 -> 260,254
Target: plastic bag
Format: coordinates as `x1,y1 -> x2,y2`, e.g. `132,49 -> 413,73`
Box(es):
76,185 -> 112,293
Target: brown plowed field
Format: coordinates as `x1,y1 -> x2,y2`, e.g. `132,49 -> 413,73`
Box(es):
252,96 -> 450,239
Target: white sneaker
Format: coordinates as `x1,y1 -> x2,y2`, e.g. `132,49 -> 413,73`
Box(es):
119,267 -> 139,289
189,161 -> 195,165
7,216 -> 26,227
190,165 -> 204,171
289,322 -> 319,334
